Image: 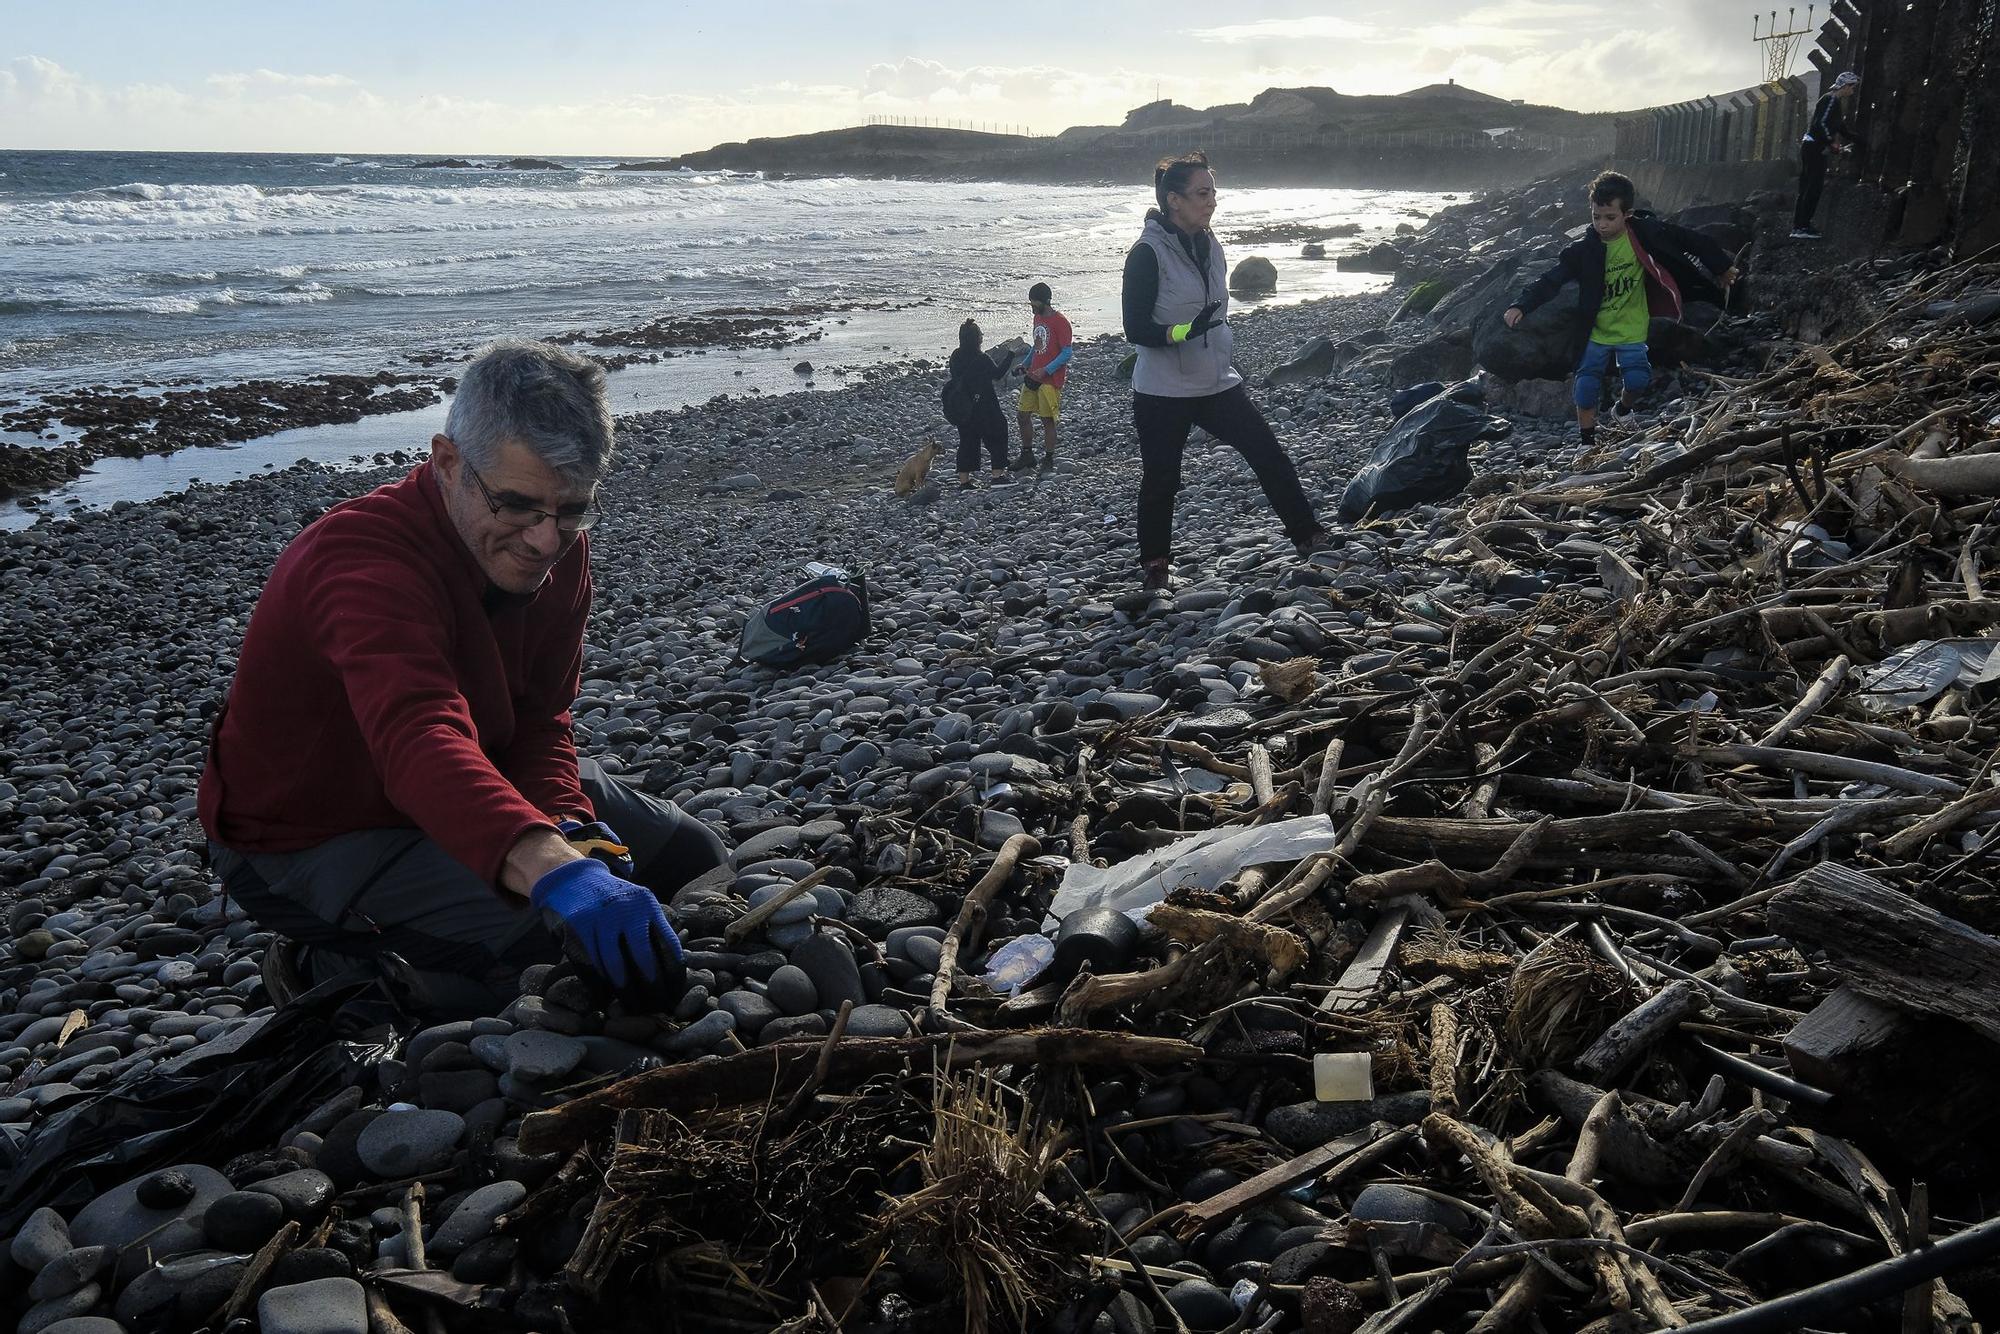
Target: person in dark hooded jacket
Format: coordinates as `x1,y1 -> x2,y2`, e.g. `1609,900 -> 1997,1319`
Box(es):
1793,71 -> 1860,238
946,318 -> 1011,485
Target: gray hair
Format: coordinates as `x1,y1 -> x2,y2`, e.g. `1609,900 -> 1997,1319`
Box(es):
444,339 -> 614,487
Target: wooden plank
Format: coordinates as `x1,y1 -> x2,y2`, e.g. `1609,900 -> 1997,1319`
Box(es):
1174,1124 -> 1398,1239
1782,983 -> 2000,1164
1769,864 -> 2000,1044
1320,902 -> 1411,1013
1783,985 -> 1927,1089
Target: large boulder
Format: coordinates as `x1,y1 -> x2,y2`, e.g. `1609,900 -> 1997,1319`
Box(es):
1390,331 -> 1476,389
1264,336 -> 1344,388
1648,312 -> 1710,368
1229,256 -> 1278,293
1391,275 -> 1460,322
988,336 -> 1031,376
1488,376 -> 1575,419
1337,242 -> 1405,274
1422,246 -> 1565,358
1472,288 -> 1582,381
1263,330 -> 1393,388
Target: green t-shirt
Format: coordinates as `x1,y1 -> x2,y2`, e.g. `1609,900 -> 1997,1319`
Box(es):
1591,232 -> 1650,346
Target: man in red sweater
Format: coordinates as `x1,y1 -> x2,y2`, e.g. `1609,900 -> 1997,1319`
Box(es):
199,340 -> 723,1018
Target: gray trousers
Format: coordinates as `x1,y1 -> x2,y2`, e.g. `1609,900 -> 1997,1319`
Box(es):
209,757 -> 726,1016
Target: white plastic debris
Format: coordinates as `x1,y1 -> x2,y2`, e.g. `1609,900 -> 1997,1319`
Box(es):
1043,814 -> 1339,928
1313,1052 -> 1375,1102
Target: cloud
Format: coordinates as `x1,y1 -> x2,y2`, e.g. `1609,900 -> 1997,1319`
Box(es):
2,15 -> 1758,157
1188,17 -> 1379,43
206,69 -> 359,92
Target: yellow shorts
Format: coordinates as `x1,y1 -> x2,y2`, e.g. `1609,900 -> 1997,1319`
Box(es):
1017,383 -> 1062,419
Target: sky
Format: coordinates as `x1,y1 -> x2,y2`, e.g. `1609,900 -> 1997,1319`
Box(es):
3,1 -> 1787,155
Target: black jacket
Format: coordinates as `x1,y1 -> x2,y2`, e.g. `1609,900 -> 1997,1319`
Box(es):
948,346 -> 1007,425
1513,213 -> 1735,352
1805,92 -> 1850,146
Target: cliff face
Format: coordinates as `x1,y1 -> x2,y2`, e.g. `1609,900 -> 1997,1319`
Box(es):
667,85 -> 1616,188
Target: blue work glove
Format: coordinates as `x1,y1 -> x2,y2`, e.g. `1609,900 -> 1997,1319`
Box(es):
530,858 -> 685,1012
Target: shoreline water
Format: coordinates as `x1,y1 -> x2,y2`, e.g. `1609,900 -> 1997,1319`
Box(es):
2,152 -> 1438,520
0,266 -> 1419,532
0,287 -> 1397,531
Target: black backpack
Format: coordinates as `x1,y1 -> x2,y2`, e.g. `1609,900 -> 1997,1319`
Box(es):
940,376 -> 974,428
737,573 -> 872,669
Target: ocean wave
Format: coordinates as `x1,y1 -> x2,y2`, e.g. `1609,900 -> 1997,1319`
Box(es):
1,281 -> 333,314
213,283 -> 335,306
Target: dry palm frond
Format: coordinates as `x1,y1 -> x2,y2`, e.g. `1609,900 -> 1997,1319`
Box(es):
1504,936 -> 1639,1067
1259,656 -> 1321,703
872,1066 -> 1084,1334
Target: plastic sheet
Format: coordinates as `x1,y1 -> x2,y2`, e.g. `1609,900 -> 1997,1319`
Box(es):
1853,637 -> 2000,711
0,974 -> 402,1236
1044,814 -> 1339,929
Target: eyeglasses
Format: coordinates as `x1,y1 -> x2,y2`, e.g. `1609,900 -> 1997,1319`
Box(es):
465,462 -> 602,532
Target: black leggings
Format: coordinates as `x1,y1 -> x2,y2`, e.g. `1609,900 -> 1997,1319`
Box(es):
1134,383 -> 1321,562
1795,141 -> 1829,229
957,414 -> 1009,473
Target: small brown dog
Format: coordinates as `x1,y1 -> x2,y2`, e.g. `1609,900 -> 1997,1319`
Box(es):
894,437 -> 942,496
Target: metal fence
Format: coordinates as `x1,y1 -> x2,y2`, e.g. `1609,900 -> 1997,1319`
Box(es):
1093,124 -> 1608,158
863,116 -> 1047,137
1613,76 -> 1816,165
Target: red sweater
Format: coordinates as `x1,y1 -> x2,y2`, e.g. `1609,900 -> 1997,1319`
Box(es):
198,462 -> 592,885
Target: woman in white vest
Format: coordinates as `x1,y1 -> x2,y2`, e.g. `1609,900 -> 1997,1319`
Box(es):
1121,151 -> 1330,592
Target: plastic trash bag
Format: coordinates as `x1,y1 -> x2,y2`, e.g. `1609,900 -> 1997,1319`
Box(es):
0,974 -> 402,1236
1044,814 -> 1339,929
981,934 -> 1057,995
1389,381 -> 1445,421
1339,381 -> 1510,521
1853,638 -> 2000,712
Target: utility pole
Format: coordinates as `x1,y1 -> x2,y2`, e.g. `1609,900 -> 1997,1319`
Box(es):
1752,5 -> 1815,83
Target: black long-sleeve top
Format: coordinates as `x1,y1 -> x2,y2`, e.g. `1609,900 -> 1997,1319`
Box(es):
1121,226 -> 1213,348
1807,92 -> 1849,145
948,345 -> 1005,409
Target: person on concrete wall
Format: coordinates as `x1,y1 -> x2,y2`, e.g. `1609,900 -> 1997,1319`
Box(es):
1793,71 -> 1861,240
1121,150 -> 1333,593
1503,170 -> 1738,451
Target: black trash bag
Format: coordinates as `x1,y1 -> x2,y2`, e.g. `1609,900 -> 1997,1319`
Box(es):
1389,380 -> 1445,421
1338,380 -> 1511,522
0,973 -> 403,1237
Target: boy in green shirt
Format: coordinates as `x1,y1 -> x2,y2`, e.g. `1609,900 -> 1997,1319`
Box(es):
1504,172 -> 1738,447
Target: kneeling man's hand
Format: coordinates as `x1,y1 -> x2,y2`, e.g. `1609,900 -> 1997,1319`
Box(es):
531,859 -> 686,1011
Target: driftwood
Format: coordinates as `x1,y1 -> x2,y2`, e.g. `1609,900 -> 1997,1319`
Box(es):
1768,863 -> 2000,1044
925,832 -> 1040,1023
517,1027 -> 1200,1155
501,255 -> 2000,1333
1574,978 -> 1705,1083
